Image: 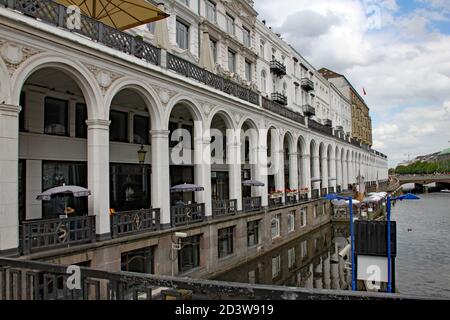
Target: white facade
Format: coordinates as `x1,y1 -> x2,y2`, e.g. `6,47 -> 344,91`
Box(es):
0,0 -> 388,255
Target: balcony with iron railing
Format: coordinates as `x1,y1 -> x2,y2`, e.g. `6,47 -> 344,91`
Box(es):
242,197 -> 262,213
324,119 -> 333,127
311,189 -> 320,200
212,199 -> 238,219
302,104 -> 316,117
301,78 -> 315,91
270,59 -> 287,77
308,119 -> 334,137
271,92 -> 288,106
268,196 -> 283,209
170,203 -> 205,227
262,97 -> 305,125
111,209 -> 161,238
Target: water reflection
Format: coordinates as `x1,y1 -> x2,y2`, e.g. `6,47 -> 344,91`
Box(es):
216,224 -> 352,291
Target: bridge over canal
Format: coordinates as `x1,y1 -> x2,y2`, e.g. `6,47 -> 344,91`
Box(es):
396,174 -> 450,188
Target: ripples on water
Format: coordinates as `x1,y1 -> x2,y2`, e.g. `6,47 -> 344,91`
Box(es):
216,193 -> 450,298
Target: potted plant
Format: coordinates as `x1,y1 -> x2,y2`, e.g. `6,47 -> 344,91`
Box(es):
269,190 -> 284,199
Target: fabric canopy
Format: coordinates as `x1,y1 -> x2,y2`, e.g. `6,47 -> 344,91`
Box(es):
54,0 -> 169,30
37,185 -> 91,201
170,183 -> 204,193
242,180 -> 265,187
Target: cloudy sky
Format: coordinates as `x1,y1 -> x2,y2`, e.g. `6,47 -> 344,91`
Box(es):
254,0 -> 450,167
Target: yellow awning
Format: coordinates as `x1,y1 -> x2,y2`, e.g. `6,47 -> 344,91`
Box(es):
55,0 -> 169,30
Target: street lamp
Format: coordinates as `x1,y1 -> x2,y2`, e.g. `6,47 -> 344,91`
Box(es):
323,193 -> 356,291
386,192 -> 420,293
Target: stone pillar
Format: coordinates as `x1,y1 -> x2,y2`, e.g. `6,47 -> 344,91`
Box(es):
321,155 -> 329,189
274,149 -> 284,202
0,104 -> 20,255
312,155 -> 320,191
255,142 -> 269,207
151,130 -> 171,226
87,119 -> 111,240
289,152 -> 299,190
194,136 -> 212,218
301,154 -> 311,197
329,157 -> 337,191
228,140 -> 242,211
336,156 -> 342,190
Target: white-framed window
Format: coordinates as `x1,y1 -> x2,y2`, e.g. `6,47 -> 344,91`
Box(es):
261,70 -> 267,93
294,85 -> 299,104
206,0 -> 216,22
287,210 -> 295,233
300,208 -> 307,227
272,255 -> 281,279
210,38 -> 217,63
243,26 -> 251,47
245,60 -> 252,81
226,13 -> 235,35
176,19 -> 189,50
288,247 -> 296,269
300,240 -> 308,258
227,49 -> 236,72
271,214 -> 281,239
260,40 -> 265,59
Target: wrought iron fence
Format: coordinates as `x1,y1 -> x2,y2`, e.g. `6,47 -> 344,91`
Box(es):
2,0 -> 161,66
212,199 -> 237,218
167,53 -> 259,105
20,216 -> 95,255
285,194 -> 298,205
242,197 -> 262,213
300,78 -> 314,91
170,203 -> 205,227
111,209 -> 160,238
268,196 -> 283,209
299,193 -> 309,202
270,59 -> 287,76
271,92 -> 288,105
262,97 -> 305,125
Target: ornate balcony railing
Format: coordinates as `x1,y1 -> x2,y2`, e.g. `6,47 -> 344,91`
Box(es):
271,92 -> 288,106
301,78 -> 315,91
243,196 -> 262,213
285,194 -> 298,205
268,197 -> 283,209
324,119 -> 333,127
20,216 -> 95,255
212,199 -> 237,218
170,203 -> 205,227
167,53 -> 259,105
111,209 -> 160,238
351,138 -> 361,148
311,189 -> 320,199
2,0 -> 161,66
302,104 -> 316,117
262,97 -> 305,125
309,119 -> 334,137
299,193 -> 309,202
270,59 -> 287,76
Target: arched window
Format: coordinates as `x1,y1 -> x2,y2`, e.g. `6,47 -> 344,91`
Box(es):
261,70 -> 267,93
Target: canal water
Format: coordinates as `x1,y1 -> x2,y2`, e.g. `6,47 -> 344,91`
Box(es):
216,192 -> 450,298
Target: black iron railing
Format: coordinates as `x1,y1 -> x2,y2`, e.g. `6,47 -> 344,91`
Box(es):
20,216 -> 95,255
3,0 -> 160,66
242,197 -> 262,213
309,119 -> 334,136
311,189 -> 320,199
268,196 -> 283,209
321,188 -> 328,197
270,59 -> 287,76
167,53 -> 259,105
0,257 -> 412,300
301,78 -> 314,91
351,138 -> 361,148
324,119 -> 333,127
302,104 -> 316,117
170,203 -> 205,227
271,92 -> 288,106
212,199 -> 237,218
336,186 -> 342,194
328,187 -> 335,194
111,209 -> 160,238
299,193 -> 309,202
262,97 -> 305,125
285,194 -> 298,205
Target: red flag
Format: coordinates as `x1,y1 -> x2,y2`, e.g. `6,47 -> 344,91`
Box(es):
363,87 -> 367,95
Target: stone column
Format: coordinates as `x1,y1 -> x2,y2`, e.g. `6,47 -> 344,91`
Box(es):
87,119 -> 111,240
289,152 -> 299,190
312,155 -> 320,191
151,130 -> 171,226
255,139 -> 269,207
336,155 -> 342,190
194,136 -> 212,218
228,140 -> 242,211
343,159 -> 348,190
301,154 -> 311,197
274,149 -> 285,202
329,157 -> 337,191
321,155 -> 329,190
0,104 -> 20,255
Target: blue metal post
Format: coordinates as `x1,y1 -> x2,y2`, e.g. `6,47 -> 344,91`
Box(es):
349,197 -> 356,291
387,195 -> 392,293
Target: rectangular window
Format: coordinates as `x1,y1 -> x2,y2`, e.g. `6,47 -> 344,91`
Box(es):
206,0 -> 216,22
243,26 -> 251,47
110,110 -> 128,142
288,247 -> 296,269
110,164 -> 151,211
227,49 -> 236,72
210,38 -> 217,63
42,161 -> 87,219
288,210 -> 295,233
121,247 -> 154,274
271,214 -> 281,239
259,40 -> 265,59
300,240 -> 308,258
226,13 -> 235,35
75,103 -> 87,139
245,60 -> 252,81
133,115 -> 149,145
178,235 -> 201,273
247,220 -> 260,247
176,19 -> 189,50
218,226 -> 235,258
19,91 -> 25,131
300,208 -> 307,227
44,97 -> 68,136
272,255 -> 281,279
